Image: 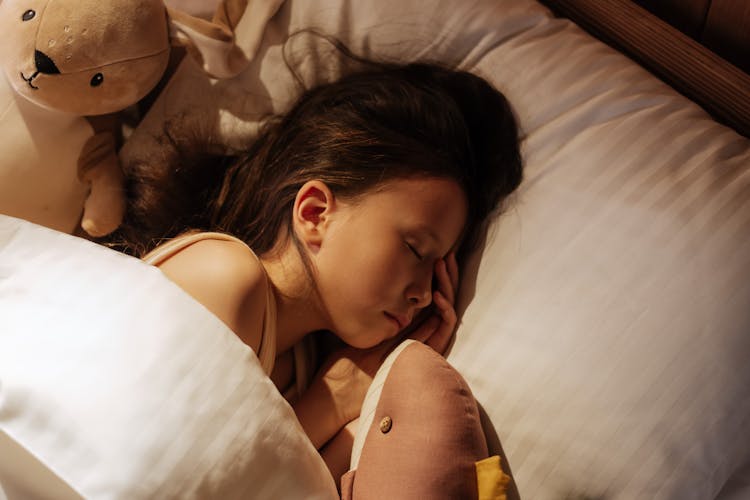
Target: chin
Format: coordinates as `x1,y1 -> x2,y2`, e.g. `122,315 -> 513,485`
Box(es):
347,337 -> 381,350
343,330 -> 390,350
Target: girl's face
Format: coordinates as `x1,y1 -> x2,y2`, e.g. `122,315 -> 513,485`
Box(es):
310,177 -> 468,349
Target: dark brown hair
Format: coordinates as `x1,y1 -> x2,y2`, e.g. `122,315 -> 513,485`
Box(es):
110,62 -> 523,263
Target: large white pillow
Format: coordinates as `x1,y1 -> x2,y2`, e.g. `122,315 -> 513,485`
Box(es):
0,215 -> 337,499
121,0 -> 750,498
120,0 -> 551,158
448,8 -> 750,500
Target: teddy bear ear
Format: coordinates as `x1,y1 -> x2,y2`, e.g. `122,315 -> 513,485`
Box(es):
166,0 -> 283,79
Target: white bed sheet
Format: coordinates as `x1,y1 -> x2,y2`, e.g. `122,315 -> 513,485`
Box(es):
0,215 -> 337,499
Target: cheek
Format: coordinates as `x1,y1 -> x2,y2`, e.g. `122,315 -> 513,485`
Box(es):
341,247 -> 397,300
322,239 -> 406,306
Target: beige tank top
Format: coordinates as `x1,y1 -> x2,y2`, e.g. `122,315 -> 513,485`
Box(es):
142,232 -> 315,400
142,232 -> 277,375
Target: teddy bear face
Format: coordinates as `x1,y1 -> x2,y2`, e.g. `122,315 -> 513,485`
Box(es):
0,0 -> 171,116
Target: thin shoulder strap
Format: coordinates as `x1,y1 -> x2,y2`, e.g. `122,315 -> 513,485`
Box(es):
142,231 -> 241,266
143,232 -> 277,375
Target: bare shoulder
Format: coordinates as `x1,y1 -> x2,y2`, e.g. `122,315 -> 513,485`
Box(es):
156,238 -> 268,352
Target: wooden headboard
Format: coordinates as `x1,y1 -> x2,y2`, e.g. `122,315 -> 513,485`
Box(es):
540,0 -> 750,138
634,0 -> 749,73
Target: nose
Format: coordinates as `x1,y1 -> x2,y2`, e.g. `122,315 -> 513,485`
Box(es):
35,50 -> 60,75
406,271 -> 433,309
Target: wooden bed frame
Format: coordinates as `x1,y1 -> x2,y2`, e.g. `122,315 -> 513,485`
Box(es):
540,0 -> 750,138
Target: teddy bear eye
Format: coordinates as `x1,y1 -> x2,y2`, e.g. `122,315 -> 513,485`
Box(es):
90,73 -> 104,87
22,10 -> 36,21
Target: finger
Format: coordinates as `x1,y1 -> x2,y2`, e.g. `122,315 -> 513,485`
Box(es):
427,291 -> 457,354
433,291 -> 457,330
446,251 -> 460,293
434,258 -> 455,305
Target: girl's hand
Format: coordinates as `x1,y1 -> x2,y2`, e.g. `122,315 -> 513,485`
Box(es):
407,251 -> 460,355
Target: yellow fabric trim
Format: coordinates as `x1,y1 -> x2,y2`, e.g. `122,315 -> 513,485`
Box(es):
475,455 -> 510,500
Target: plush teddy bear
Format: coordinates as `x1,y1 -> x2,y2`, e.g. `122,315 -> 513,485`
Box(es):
0,0 -> 251,236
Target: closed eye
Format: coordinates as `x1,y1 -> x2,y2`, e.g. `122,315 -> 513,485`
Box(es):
406,242 -> 423,261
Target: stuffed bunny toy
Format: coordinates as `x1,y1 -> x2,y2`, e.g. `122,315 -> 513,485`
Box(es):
0,0 -> 252,236
342,340 -> 517,499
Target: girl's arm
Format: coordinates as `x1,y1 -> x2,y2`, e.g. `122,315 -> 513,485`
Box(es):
320,418 -> 359,481
292,345 -> 380,449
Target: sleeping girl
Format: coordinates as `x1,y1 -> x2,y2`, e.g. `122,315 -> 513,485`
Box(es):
110,61 -> 523,498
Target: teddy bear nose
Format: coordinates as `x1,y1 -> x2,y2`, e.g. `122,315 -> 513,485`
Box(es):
35,50 -> 60,75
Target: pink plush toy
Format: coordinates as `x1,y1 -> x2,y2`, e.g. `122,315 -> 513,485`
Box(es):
0,0 -> 247,236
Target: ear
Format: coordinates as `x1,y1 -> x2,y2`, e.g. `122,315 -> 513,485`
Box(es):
166,0 -> 284,79
166,7 -> 241,79
293,181 -> 335,253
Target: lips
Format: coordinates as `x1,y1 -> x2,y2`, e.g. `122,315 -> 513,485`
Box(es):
384,311 -> 411,331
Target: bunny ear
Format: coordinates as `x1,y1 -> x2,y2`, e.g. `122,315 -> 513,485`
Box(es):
214,0 -> 284,66
166,7 -> 244,79
166,0 -> 284,79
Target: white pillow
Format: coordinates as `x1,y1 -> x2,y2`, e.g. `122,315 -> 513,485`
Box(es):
447,7 -> 750,500
120,0 -> 551,158
121,0 -> 750,498
0,215 -> 337,499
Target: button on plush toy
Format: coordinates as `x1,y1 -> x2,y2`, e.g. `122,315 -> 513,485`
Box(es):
0,0 -> 259,236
